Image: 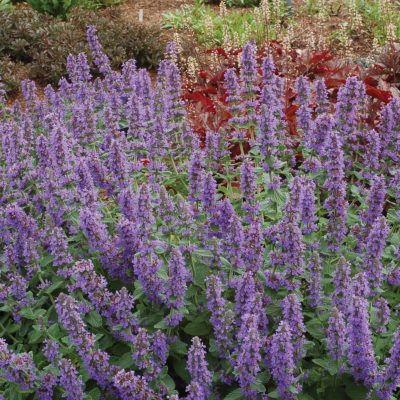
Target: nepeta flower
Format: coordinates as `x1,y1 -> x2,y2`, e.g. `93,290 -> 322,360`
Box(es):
332,257 -> 351,317
301,178 -> 318,234
269,321 -> 299,400
363,175 -> 386,229
365,216 -> 390,289
38,372 -> 58,400
59,358 -> 84,400
43,339 -> 60,365
49,227 -> 73,268
348,295 -> 378,386
281,294 -> 305,362
307,251 -> 323,308
378,97 -> 400,163
234,271 -> 268,333
224,68 -> 243,117
374,297 -> 390,334
206,275 -> 233,355
188,150 -> 205,202
132,328 -> 151,369
86,26 -> 112,76
376,329 -> 400,400
113,370 -> 155,400
323,132 -> 348,249
326,307 -> 346,360
235,313 -> 261,397
258,104 -> 278,160
186,337 -> 212,399
314,79 -> 330,114
166,248 -> 191,309
243,220 -> 264,272
335,76 -> 366,139
200,171 -> 218,211
80,205 -> 110,253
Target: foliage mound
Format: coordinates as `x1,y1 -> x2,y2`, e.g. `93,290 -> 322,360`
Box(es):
0,30 -> 400,400
0,8 -> 165,95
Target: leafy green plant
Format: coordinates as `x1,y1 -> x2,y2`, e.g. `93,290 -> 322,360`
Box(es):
75,0 -> 121,11
0,0 -> 13,10
351,0 -> 400,44
226,0 -> 260,7
163,1 -> 283,47
0,9 -> 165,93
26,0 -> 77,18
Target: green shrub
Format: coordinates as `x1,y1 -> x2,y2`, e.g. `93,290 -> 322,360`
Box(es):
204,0 -> 260,6
0,0 -> 13,10
0,9 -> 165,93
76,0 -> 121,11
226,0 -> 260,7
26,0 -> 77,18
163,1 -> 282,47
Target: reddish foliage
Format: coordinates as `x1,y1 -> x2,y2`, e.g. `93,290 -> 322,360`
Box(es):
183,43 -> 394,144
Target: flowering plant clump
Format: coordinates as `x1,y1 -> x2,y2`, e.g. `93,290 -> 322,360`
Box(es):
0,28 -> 400,400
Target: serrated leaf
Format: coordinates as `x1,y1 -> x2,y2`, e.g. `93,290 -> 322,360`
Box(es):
306,319 -> 325,340
28,327 -> 43,344
183,313 -> 211,336
345,381 -> 368,400
312,358 -> 339,375
86,311 -> 102,328
87,387 -> 101,400
170,340 -> 188,355
114,352 -> 134,369
223,388 -> 244,400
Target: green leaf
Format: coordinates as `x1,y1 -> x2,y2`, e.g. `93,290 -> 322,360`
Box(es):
173,357 -> 190,382
183,313 -> 211,336
268,390 -> 279,399
312,358 -> 339,375
250,381 -> 266,393
47,323 -> 62,339
223,388 -> 244,400
19,307 -> 46,320
161,374 -> 176,391
87,387 -> 101,400
170,340 -> 188,355
191,262 -> 210,287
154,320 -> 168,330
113,352 -> 135,369
299,394 -> 316,400
306,319 -> 325,340
345,381 -> 368,400
44,280 -> 64,294
86,311 -> 103,328
28,327 -> 43,344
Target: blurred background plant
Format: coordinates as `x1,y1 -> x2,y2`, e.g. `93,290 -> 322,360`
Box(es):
0,0 -> 13,10
0,8 -> 165,95
163,0 -> 288,47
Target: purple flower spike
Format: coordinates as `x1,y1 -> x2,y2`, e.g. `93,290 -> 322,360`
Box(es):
307,251 -> 323,308
376,329 -> 400,400
323,132 -> 348,249
235,313 -> 261,397
186,337 -> 212,399
348,295 -> 378,387
269,321 -> 300,400
281,294 -> 305,362
332,256 -> 351,317
326,307 -> 346,361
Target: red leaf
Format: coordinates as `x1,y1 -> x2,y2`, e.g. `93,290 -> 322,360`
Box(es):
286,104 -> 299,117
365,85 -> 392,103
325,78 -> 346,89
183,92 -> 216,112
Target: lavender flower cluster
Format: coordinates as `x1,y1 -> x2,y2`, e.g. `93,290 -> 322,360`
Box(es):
0,30 -> 399,400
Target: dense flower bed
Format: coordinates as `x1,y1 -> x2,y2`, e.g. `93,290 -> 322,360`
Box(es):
0,28 -> 400,400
